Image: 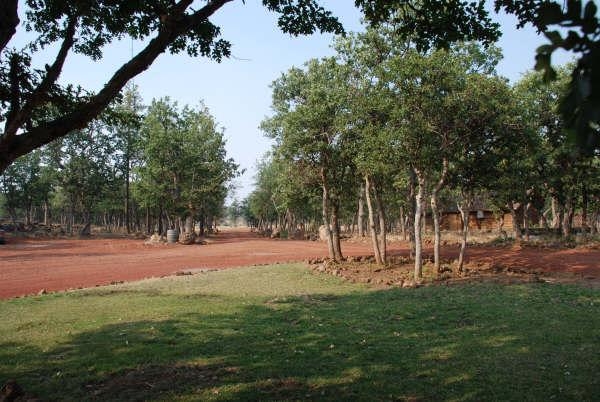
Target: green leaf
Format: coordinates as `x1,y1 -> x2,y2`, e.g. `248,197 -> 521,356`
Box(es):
584,0 -> 598,20
581,2 -> 598,34
566,0 -> 582,20
544,30 -> 563,45
536,44 -> 555,55
562,31 -> 581,50
537,2 -> 564,25
534,53 -> 551,72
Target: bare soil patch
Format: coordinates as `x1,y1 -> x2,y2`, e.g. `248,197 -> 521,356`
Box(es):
311,256 -> 600,289
1,228 -> 598,299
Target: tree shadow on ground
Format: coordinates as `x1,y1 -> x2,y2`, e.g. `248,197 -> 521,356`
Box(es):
1,284 -> 599,401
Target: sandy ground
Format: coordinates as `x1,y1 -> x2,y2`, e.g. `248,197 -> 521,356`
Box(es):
0,228 -> 598,299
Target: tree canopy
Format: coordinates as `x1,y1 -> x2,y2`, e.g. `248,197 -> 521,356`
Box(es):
0,0 -> 345,173
359,0 -> 600,151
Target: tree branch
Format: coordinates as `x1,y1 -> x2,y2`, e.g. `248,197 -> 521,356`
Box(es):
4,17 -> 78,138
0,0 -> 234,173
5,53 -> 21,139
0,0 -> 19,55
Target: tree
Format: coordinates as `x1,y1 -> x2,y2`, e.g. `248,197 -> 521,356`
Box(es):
358,0 -> 600,152
448,73 -> 522,272
335,29 -> 402,265
134,98 -> 238,236
0,149 -> 52,225
262,58 -> 355,261
514,66 -> 600,238
49,119 -> 119,235
111,84 -> 144,234
0,0 -> 344,173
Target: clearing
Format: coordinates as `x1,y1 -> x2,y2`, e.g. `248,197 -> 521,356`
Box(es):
0,228 -> 599,299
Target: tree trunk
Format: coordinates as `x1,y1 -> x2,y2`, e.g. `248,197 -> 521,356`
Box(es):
358,182 -> 365,238
199,216 -> 205,236
413,169 -> 425,282
321,169 -> 336,261
524,202 -> 531,241
331,203 -> 343,261
551,196 -> 561,229
399,206 -> 407,241
145,207 -> 151,234
562,197 -> 574,237
511,202 -> 521,241
430,194 -> 441,274
590,209 -> 599,235
430,158 -> 448,274
497,213 -> 505,234
408,169 -> 417,260
457,196 -> 472,274
43,201 -> 49,226
582,183 -> 589,232
0,0 -> 18,53
158,208 -> 164,236
125,160 -> 131,234
185,215 -> 193,233
541,208 -> 551,229
373,180 -> 387,263
365,175 -> 383,265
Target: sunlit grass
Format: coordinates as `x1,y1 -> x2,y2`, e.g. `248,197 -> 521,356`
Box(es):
1,264 -> 599,401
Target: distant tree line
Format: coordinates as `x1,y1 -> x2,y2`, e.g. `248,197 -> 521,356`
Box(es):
0,85 -> 240,236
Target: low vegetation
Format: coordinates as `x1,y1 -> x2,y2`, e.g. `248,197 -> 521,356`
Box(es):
1,264 -> 598,401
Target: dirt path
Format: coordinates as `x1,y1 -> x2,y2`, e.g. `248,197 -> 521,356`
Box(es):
0,228 -> 598,299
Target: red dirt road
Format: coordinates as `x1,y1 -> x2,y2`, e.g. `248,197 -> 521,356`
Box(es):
0,228 -> 599,299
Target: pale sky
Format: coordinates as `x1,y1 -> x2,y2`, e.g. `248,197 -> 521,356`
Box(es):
13,1 -> 572,200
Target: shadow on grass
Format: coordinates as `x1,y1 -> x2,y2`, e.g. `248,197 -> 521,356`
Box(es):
1,284 -> 599,401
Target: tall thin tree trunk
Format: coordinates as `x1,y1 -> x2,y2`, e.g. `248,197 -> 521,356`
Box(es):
185,215 -> 193,233
457,195 -> 472,273
43,201 -> 49,226
511,202 -> 522,241
541,208 -> 551,229
430,158 -> 448,274
125,163 -> 130,234
146,207 -> 150,234
524,202 -> 531,241
413,169 -> 425,281
430,195 -> 441,274
358,182 -> 365,238
373,180 -> 387,263
582,183 -> 589,231
321,168 -> 336,261
331,203 -> 343,261
551,196 -> 561,229
399,206 -> 407,241
365,175 -> 383,265
408,169 -> 417,259
562,197 -> 574,237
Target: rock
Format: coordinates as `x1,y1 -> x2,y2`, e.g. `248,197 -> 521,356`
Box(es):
179,232 -> 196,245
144,233 -> 163,244
402,281 -> 414,288
318,225 -> 328,241
38,289 -> 47,296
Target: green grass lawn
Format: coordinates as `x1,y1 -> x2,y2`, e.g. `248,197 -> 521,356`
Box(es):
1,264 -> 599,401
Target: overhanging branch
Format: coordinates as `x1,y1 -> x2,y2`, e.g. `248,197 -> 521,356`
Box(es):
0,0 -> 234,173
0,0 -> 19,55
